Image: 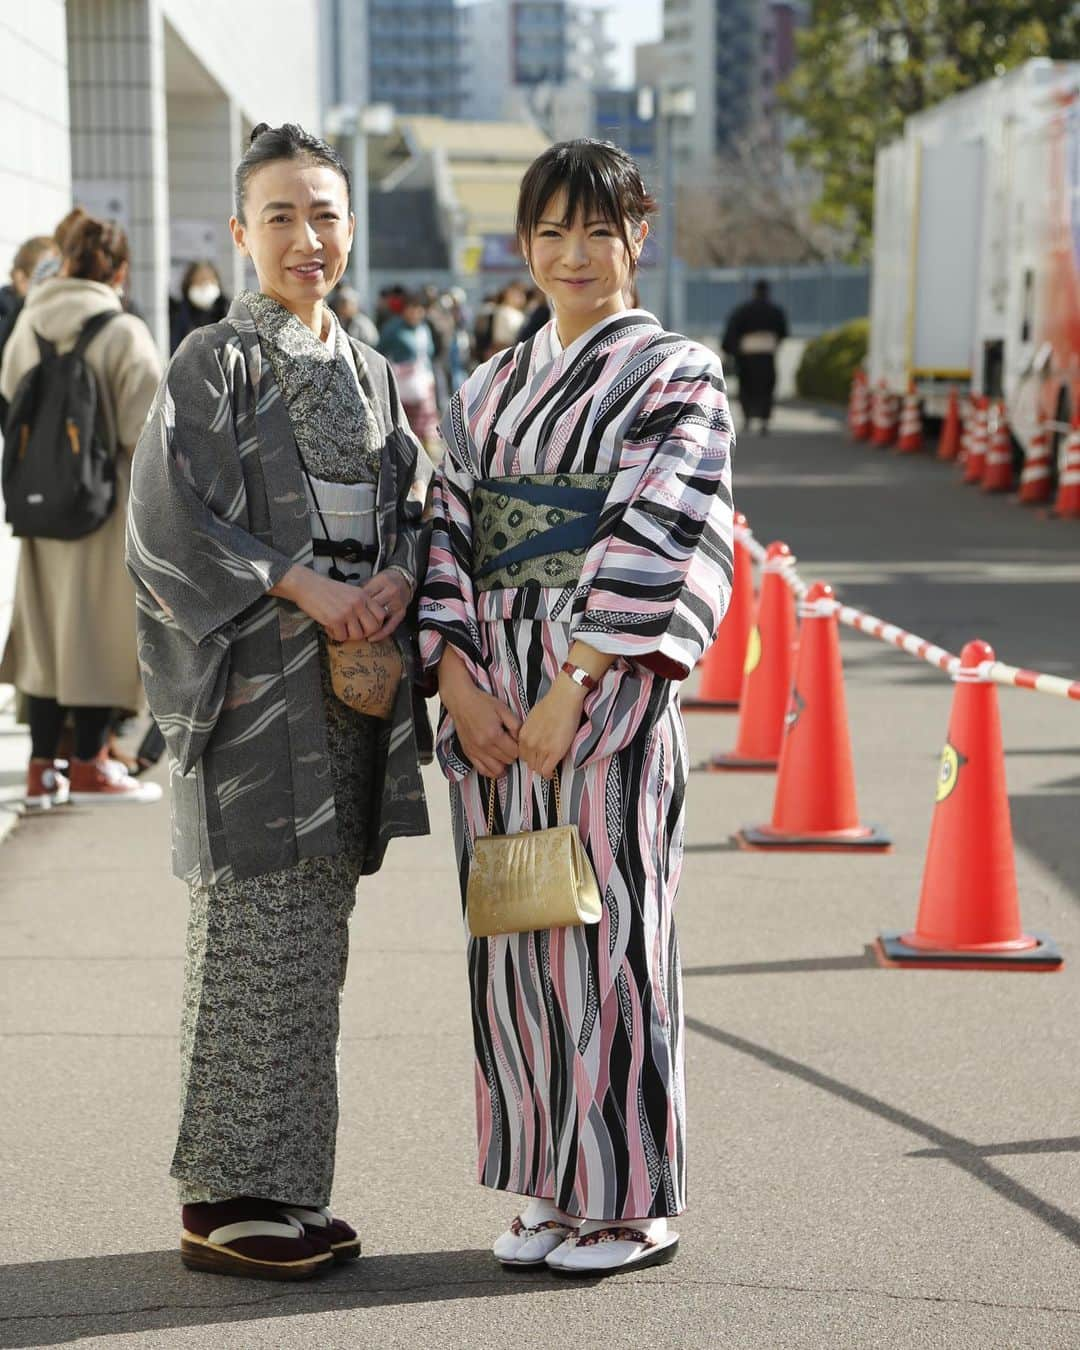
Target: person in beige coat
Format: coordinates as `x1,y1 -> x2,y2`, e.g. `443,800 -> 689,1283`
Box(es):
0,215 -> 162,806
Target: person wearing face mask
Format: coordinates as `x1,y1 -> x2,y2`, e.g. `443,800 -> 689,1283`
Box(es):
418,139 -> 735,1278
127,122 -> 431,1281
169,259 -> 229,353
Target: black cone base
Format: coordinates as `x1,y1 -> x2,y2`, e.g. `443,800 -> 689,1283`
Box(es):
875,931 -> 1063,972
739,823 -> 891,852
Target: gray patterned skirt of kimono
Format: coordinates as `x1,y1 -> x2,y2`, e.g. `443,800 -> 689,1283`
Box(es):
170,652 -> 379,1206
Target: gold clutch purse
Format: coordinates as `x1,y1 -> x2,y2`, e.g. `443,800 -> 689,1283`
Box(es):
327,637 -> 403,720
466,773 -> 603,939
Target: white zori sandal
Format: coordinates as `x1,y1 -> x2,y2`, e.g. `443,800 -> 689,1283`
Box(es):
493,1214 -> 578,1268
545,1224 -> 680,1277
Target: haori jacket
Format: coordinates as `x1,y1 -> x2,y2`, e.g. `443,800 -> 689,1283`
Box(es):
126,297 -> 433,888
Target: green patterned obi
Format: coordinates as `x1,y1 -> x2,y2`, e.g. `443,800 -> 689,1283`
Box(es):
472,474 -> 616,592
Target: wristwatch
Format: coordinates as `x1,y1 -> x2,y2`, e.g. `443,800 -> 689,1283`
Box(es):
560,661 -> 599,692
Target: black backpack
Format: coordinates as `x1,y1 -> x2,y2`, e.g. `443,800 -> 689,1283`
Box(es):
2,309 -> 120,539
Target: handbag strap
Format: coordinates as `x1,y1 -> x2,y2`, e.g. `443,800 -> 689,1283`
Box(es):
486,771 -> 561,836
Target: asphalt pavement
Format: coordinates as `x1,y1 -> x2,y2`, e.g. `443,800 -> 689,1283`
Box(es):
2,402 -> 1080,1349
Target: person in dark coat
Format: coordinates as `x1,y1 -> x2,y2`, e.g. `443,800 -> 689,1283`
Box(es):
722,279 -> 789,434
0,235 -> 58,422
168,259 -> 229,353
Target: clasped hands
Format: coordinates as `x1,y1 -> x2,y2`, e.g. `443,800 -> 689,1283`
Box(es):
271,564 -> 411,644
438,644 -> 613,780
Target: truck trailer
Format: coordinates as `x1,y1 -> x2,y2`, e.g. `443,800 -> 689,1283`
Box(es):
869,58 -> 1080,486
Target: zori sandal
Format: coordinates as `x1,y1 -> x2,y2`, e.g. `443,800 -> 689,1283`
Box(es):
493,1215 -> 577,1268
279,1205 -> 362,1262
545,1225 -> 680,1278
180,1199 -> 333,1281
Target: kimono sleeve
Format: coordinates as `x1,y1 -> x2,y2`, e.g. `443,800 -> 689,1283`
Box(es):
573,358 -> 735,681
126,335 -> 295,648
416,390 -> 488,689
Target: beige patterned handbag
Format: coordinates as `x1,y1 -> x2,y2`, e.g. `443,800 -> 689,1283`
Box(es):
327,637 -> 402,720
466,773 -> 602,938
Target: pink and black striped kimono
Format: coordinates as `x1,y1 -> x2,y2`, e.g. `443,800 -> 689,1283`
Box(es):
418,309 -> 734,1220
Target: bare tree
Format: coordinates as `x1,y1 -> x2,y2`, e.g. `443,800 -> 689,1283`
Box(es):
676,131 -> 854,267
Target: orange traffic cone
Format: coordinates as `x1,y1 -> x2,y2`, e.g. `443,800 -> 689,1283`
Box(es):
738,582 -> 890,850
962,397 -> 989,483
895,383 -> 923,453
876,639 -> 1062,970
936,388 -> 962,461
684,512 -> 755,712
1052,414 -> 1080,519
871,382 -> 898,447
849,371 -> 871,441
707,541 -> 796,771
1017,422 -> 1053,504
981,401 -> 1015,492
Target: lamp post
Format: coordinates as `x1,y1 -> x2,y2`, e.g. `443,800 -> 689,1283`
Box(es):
648,85 -> 696,330
325,102 -> 394,308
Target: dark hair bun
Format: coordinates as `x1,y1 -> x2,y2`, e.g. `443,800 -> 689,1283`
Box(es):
249,122 -> 272,145
62,214 -> 130,283
234,123 -> 352,223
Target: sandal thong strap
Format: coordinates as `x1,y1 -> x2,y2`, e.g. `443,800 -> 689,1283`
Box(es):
571,1226 -> 655,1249
279,1205 -> 331,1228
208,1216 -> 304,1246
509,1216 -> 573,1239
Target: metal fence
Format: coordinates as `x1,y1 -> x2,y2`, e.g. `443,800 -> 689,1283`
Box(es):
367,262 -> 870,341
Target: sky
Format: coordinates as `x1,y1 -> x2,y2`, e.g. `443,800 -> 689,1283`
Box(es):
579,0 -> 663,87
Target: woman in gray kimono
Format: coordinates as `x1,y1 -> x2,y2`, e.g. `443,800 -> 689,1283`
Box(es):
127,123 -> 432,1281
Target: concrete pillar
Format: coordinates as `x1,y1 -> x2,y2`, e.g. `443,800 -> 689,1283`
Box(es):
166,91 -> 245,304
66,0 -> 170,350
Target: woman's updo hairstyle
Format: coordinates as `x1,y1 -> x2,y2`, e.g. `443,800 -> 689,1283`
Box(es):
62,215 -> 130,283
234,122 -> 352,224
515,138 -> 656,277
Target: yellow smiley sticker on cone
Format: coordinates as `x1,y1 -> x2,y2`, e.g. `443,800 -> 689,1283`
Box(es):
743,625 -> 762,676
935,742 -> 968,803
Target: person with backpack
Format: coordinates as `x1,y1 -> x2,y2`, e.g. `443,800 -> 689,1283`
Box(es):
0,214 -> 162,806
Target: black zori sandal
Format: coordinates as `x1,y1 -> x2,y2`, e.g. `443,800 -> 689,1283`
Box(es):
279,1205 -> 362,1262
180,1198 -> 334,1281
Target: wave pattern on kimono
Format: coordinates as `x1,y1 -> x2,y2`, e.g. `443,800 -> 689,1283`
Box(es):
126,297 -> 432,887
418,310 -> 734,1219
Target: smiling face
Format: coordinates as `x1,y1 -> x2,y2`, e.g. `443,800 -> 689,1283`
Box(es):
523,188 -> 646,340
229,159 -> 354,318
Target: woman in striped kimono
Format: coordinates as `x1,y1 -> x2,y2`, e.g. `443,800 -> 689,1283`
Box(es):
418,140 -> 734,1277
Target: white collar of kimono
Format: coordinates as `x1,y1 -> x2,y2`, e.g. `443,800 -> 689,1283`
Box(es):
542,307 -> 658,363
494,307 -> 661,445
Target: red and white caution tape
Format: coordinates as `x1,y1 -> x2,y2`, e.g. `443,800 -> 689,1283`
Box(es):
740,520 -> 1080,701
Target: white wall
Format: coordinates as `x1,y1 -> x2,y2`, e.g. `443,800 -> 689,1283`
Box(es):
163,0 -> 320,132
0,3 -> 72,279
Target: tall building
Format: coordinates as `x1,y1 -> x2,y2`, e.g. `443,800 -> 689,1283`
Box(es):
368,0 -> 465,117
651,0 -> 806,167
461,0 -> 615,132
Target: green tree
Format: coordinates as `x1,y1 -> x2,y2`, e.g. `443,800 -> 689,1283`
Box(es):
783,1 -> 1080,258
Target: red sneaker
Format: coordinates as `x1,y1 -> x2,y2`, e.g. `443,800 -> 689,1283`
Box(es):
68,751 -> 163,805
25,759 -> 70,811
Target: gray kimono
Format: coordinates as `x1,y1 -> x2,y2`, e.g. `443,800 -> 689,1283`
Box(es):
127,298 -> 433,887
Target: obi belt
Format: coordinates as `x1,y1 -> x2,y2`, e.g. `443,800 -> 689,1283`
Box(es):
472,474 -> 615,593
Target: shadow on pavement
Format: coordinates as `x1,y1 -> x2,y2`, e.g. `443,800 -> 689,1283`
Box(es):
686,1016 -> 1080,1251
684,949 -> 878,978
908,1136 -> 1080,1160
0,1247 -> 575,1348
1011,790 -> 1080,906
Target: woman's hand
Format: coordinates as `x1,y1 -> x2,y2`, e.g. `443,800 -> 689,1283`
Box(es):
360,569 -> 412,642
270,565 -> 383,643
517,679 -> 587,780
439,649 -> 521,778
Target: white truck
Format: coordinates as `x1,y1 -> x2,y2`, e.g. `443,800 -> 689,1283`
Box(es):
870,58 -> 1080,483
